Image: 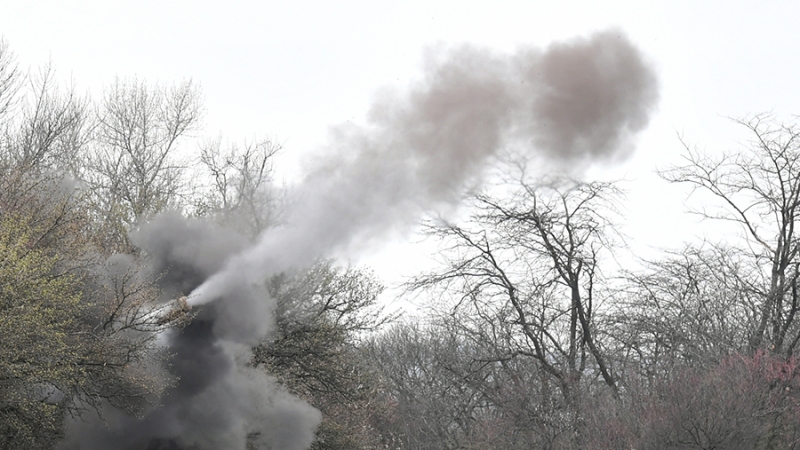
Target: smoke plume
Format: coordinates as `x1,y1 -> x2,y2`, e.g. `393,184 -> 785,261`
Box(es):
61,29 -> 657,449
191,29 -> 658,306
59,215 -> 321,450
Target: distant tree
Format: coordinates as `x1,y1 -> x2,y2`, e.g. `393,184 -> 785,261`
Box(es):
637,350 -> 800,450
0,39 -> 21,125
662,115 -> 800,353
375,310 -> 634,450
195,137 -> 282,235
368,321 -> 481,450
410,172 -> 622,435
607,244 -> 761,387
369,319 -> 565,450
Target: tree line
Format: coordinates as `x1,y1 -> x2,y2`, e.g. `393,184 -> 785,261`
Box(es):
2,39 -> 800,449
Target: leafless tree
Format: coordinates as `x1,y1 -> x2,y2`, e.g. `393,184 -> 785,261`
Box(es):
409,171 -> 623,445
368,321 -> 486,450
84,77 -> 202,250
195,137 -> 282,235
0,39 -> 21,125
661,115 -> 800,353
636,351 -> 800,450
369,319 -> 570,450
607,244 -> 762,388
7,65 -> 92,176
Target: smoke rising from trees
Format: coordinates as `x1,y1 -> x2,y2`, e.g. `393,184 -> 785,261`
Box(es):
61,29 -> 657,449
59,214 -> 321,450
191,29 -> 658,307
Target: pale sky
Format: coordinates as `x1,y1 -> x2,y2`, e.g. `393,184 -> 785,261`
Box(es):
2,1 -> 800,294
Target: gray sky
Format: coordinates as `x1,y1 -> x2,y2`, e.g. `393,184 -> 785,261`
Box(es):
3,1 -> 800,287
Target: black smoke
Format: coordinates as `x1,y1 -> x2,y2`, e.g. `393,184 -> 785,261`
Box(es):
60,29 -> 657,449
59,215 -> 321,450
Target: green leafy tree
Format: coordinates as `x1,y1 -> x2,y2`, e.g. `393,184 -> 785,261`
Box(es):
0,167 -> 181,449
0,42 -> 184,446
0,212 -> 84,449
252,261 -> 392,450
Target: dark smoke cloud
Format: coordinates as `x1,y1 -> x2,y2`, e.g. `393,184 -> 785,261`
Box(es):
59,215 -> 320,450
61,317 -> 320,449
61,29 -> 657,449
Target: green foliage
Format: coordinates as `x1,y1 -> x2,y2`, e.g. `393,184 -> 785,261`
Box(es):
0,212 -> 84,449
253,261 -> 393,450
0,41 -> 180,446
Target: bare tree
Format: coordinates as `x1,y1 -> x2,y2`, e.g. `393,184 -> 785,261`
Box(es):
0,39 -> 21,125
369,319 -> 568,450
195,137 -> 282,235
368,321 -> 486,450
636,351 -> 800,450
410,172 -> 622,445
10,65 -> 92,175
607,244 -> 762,388
662,115 -> 800,353
0,46 -> 90,177
85,77 -> 202,250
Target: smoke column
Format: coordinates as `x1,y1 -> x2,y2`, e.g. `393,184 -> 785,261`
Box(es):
61,29 -> 657,449
190,29 -> 658,307
59,215 -> 322,450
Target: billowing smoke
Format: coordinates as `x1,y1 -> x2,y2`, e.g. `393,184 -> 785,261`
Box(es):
191,29 -> 658,306
59,215 -> 321,450
60,29 -> 657,449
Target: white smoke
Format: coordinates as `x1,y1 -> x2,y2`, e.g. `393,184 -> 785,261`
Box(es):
189,29 -> 658,307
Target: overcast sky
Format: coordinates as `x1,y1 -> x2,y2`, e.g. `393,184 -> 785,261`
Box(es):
2,1 -> 800,291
